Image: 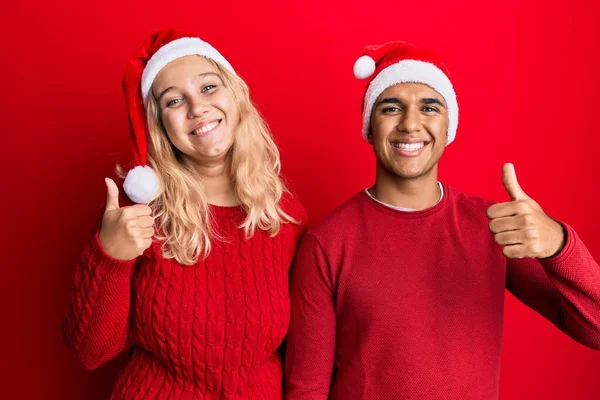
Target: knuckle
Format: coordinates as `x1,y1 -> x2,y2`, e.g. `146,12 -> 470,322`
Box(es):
140,240 -> 152,251
135,240 -> 144,251
125,221 -> 137,233
136,205 -> 152,215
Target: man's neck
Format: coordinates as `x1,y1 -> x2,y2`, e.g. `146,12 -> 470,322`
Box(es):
370,167 -> 440,211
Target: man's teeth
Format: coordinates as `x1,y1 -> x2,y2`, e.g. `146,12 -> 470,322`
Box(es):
392,142 -> 425,151
192,121 -> 219,135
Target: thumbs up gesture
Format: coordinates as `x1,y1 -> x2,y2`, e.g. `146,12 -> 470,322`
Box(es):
486,163 -> 565,259
98,178 -> 155,261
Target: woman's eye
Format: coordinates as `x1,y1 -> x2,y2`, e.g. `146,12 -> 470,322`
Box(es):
166,98 -> 182,107
202,84 -> 217,92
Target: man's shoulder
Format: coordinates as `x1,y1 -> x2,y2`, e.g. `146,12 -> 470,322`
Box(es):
446,184 -> 496,218
306,191 -> 367,241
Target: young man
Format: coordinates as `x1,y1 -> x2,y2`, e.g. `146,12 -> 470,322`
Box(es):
285,42 -> 600,399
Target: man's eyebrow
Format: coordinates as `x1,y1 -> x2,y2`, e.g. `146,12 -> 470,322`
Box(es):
376,97 -> 402,106
157,72 -> 220,103
421,97 -> 446,108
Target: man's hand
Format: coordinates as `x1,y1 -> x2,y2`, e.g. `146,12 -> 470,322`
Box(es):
486,163 -> 565,259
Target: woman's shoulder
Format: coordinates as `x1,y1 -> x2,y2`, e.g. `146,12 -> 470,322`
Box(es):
279,190 -> 309,237
280,190 -> 307,220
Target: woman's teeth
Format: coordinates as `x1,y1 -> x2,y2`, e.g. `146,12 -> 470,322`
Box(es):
192,121 -> 219,135
392,142 -> 425,151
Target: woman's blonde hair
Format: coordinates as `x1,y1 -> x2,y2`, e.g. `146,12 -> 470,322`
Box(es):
142,57 -> 296,265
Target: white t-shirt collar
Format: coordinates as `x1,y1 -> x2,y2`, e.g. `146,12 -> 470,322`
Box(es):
364,182 -> 444,212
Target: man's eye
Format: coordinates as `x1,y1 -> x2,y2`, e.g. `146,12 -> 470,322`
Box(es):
423,106 -> 438,112
166,98 -> 183,107
383,106 -> 400,113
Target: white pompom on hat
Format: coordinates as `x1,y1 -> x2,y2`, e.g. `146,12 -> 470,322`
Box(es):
353,55 -> 376,80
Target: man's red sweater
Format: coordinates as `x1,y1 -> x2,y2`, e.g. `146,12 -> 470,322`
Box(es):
285,185 -> 600,399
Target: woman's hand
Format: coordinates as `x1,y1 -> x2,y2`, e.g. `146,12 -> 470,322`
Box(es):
99,178 -> 155,261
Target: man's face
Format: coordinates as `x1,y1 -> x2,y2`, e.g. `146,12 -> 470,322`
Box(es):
369,82 -> 449,180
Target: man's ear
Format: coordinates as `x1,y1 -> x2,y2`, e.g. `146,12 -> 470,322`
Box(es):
367,131 -> 374,144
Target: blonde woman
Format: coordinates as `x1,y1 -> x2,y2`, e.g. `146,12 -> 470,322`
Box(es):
62,29 -> 307,399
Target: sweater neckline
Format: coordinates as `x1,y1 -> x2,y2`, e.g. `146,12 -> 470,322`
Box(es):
209,203 -> 246,217
361,182 -> 450,219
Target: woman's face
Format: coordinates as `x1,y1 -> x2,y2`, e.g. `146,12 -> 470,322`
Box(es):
152,56 -> 240,166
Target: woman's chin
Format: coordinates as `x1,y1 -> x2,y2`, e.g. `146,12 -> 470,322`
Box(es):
189,145 -> 233,165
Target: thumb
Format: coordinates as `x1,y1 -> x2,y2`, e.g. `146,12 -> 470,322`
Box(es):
104,178 -> 120,212
502,163 -> 528,201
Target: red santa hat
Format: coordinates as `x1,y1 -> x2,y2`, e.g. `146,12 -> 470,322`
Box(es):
353,41 -> 458,145
121,28 -> 236,203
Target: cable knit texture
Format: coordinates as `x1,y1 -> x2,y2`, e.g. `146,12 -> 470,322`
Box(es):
62,192 -> 307,399
285,185 -> 600,400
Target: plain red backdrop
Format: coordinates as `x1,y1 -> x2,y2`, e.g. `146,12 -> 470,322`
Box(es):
2,0 -> 599,398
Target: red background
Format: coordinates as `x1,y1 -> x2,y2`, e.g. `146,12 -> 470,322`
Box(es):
3,0 -> 599,398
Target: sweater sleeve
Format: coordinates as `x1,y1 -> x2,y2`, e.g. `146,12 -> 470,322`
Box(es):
285,232 -> 336,399
61,231 -> 138,370
506,222 -> 600,350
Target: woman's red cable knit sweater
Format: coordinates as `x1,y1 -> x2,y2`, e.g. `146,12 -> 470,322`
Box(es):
62,192 -> 307,399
